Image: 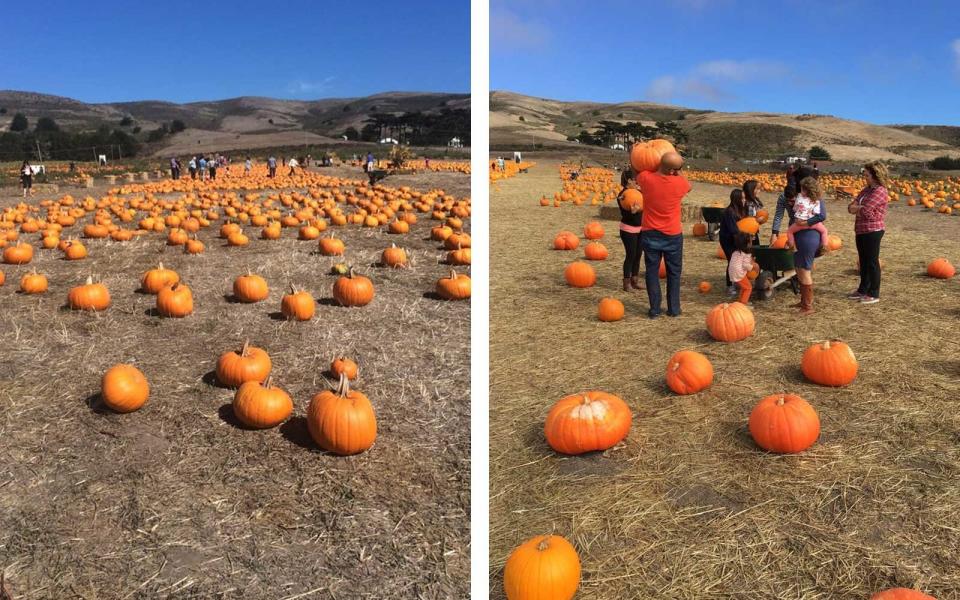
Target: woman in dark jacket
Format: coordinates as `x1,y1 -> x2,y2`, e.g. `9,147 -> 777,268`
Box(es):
719,188 -> 747,296
742,179 -> 763,245
617,167 -> 644,291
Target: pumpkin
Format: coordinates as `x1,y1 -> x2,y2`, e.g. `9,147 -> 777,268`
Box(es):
553,231 -> 579,251
736,217 -> 760,235
281,285 -> 315,321
333,268 -> 375,307
156,281 -> 194,318
801,340 -> 857,387
299,224 -> 321,240
706,302 -> 755,342
444,232 -> 471,250
185,237 -> 205,254
621,188 -> 644,212
692,222 -> 707,237
63,240 -> 88,260
870,589 -> 937,600
665,350 -> 714,395
446,245 -> 472,265
544,391 -> 632,454
233,272 -> 269,303
437,269 -> 471,300
167,228 -> 188,246
698,281 -> 711,293
583,221 -> 604,240
598,297 -> 624,322
747,263 -> 760,280
564,261 -> 596,288
716,245 -> 727,259
101,364 -> 149,413
307,374 -> 377,455
926,258 -> 955,279
20,271 -> 47,294
756,209 -> 769,224
141,262 -> 179,294
388,220 -> 409,234
381,243 -> 408,268
216,341 -> 272,388
630,142 -> 662,173
648,137 -> 677,156
503,535 -> 581,600
770,233 -> 788,249
748,393 -> 820,454
319,235 -> 345,256
658,258 -> 667,279
584,241 -> 608,261
826,234 -> 842,251
68,276 -> 111,311
227,231 -> 249,246
3,242 -> 34,265
232,377 -> 293,429
331,356 -> 359,380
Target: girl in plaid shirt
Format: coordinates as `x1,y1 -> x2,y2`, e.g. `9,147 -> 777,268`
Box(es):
847,162 -> 889,304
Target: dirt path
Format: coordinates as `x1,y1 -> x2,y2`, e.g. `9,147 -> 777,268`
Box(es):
489,161 -> 960,598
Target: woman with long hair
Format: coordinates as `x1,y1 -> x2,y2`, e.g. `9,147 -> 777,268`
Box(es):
718,188 -> 747,296
847,161 -> 889,305
616,166 -> 644,291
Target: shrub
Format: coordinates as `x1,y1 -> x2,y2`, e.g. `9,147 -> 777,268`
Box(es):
10,113 -> 28,132
928,155 -> 960,170
809,145 -> 831,160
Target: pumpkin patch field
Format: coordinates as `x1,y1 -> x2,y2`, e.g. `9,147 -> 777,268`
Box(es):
0,163 -> 470,598
489,160 -> 960,598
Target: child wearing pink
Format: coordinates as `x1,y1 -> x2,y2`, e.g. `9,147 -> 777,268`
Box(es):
787,192 -> 828,250
727,233 -> 757,305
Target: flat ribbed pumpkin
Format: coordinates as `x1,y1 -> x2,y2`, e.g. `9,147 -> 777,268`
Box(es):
801,340 -> 857,387
544,391 -> 632,455
706,303 -> 755,342
503,535 -> 581,600
748,393 -> 820,454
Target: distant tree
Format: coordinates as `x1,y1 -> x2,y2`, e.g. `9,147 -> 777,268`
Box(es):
342,126 -> 359,140
170,119 -> 186,133
929,156 -> 960,170
808,146 -> 831,160
518,115 -> 525,122
120,115 -> 133,126
10,113 -> 28,132
146,123 -> 169,143
592,110 -> 600,116
360,123 -> 379,142
132,126 -> 142,134
35,117 -> 60,133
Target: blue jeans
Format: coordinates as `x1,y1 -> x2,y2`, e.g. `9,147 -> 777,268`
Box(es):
642,230 -> 683,316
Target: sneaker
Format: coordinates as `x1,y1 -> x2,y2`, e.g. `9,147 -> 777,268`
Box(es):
726,286 -> 737,297
860,296 -> 879,304
846,290 -> 865,300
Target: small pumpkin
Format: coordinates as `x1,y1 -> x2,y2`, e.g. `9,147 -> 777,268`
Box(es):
216,341 -> 272,388
621,188 -> 644,212
307,374 -> 377,455
553,231 -> 579,251
564,261 -> 596,288
826,234 -> 842,251
692,221 -> 707,237
926,258 -> 955,279
101,364 -> 149,413
3,242 -> 34,265
736,217 -> 760,235
232,376 -> 293,429
226,231 -> 249,246
503,535 -> 581,600
597,297 -> 624,322
870,589 -> 937,600
583,221 -> 604,240
801,340 -> 857,387
20,271 -> 47,294
185,237 -> 205,254
333,268 -> 375,307
381,243 -> 408,268
770,233 -> 788,249
544,391 -> 632,455
319,234 -> 345,256
583,241 -> 608,261
68,276 -> 111,311
665,350 -> 714,395
706,302 -> 755,342
63,239 -> 88,260
436,269 -> 471,300
331,356 -> 359,380
748,393 -> 819,455
698,281 -> 712,293
281,284 -> 315,321
234,272 -> 269,303
141,262 -> 179,294
446,245 -> 471,265
156,282 -> 194,318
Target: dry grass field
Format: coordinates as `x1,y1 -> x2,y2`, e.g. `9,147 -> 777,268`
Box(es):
489,160 -> 960,599
0,165 -> 470,599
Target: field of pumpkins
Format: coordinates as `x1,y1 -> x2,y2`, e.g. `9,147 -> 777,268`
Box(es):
490,152 -> 959,599
0,163 -> 471,597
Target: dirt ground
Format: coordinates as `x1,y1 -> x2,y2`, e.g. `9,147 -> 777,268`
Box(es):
0,167 -> 470,599
489,161 -> 960,599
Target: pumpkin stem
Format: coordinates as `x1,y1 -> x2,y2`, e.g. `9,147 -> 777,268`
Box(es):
823,340 -> 831,349
85,275 -> 93,285
158,261 -> 164,270
582,395 -> 591,405
241,340 -> 249,357
537,538 -> 551,552
348,267 -> 355,279
264,375 -> 272,388
449,268 -> 457,279
337,372 -> 350,397
776,396 -> 786,406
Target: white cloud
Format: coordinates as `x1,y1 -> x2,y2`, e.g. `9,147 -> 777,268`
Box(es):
952,39 -> 960,70
286,77 -> 336,95
645,59 -> 789,104
490,9 -> 550,52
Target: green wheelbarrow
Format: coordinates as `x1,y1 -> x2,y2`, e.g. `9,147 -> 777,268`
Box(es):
751,245 -> 799,300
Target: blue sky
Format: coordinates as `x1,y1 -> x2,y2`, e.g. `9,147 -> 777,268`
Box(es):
0,1 -> 469,103
491,0 -> 960,125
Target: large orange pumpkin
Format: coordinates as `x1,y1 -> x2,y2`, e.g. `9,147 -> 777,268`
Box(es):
503,535 -> 581,600
583,221 -> 604,240
583,241 -> 608,261
801,340 -> 858,387
870,588 -> 937,600
926,258 -> 955,279
216,341 -> 272,388
232,377 -> 293,429
544,391 -> 632,454
748,393 -> 820,454
101,364 -> 149,413
630,141 -> 662,173
597,297 -> 624,322
665,350 -> 714,395
307,374 -> 377,455
553,231 -> 579,251
705,303 -> 755,342
563,261 -> 596,288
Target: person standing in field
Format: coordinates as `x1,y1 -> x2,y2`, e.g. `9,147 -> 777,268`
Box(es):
209,156 -> 217,180
245,156 -> 252,174
617,167 -> 644,292
637,151 -> 691,318
847,161 -> 889,305
288,156 -> 299,176
198,155 -> 207,181
742,179 -> 764,245
267,155 -> 277,178
719,189 -> 748,296
188,156 -> 197,179
366,152 -> 375,173
170,157 -> 180,180
497,156 -> 505,172
20,160 -> 33,198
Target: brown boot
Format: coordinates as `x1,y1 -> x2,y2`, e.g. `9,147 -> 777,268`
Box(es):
630,275 -> 644,290
798,284 -> 814,315
623,278 -> 632,292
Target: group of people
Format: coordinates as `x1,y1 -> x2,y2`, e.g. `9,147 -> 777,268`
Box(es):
616,156 -> 889,317
169,154 -> 310,180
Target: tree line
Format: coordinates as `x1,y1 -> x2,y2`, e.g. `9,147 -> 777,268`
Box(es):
343,109 -> 470,146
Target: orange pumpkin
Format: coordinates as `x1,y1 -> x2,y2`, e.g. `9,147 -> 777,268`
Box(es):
232,377 -> 293,429
665,350 -> 714,395
101,364 -> 149,413
307,374 -> 377,455
544,391 -> 632,454
705,302 -> 755,342
801,340 -> 857,387
503,535 -> 581,600
564,261 -> 596,288
597,297 -> 624,322
583,241 -> 608,261
748,393 -> 820,454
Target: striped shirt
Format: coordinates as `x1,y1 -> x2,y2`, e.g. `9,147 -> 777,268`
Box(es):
854,185 -> 887,234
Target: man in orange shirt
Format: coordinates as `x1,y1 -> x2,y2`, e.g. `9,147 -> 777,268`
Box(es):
636,151 -> 691,318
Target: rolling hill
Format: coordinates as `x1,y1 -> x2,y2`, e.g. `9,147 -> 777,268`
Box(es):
490,90 -> 960,163
0,90 -> 470,156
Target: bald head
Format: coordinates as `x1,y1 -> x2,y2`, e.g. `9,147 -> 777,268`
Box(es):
659,151 -> 683,174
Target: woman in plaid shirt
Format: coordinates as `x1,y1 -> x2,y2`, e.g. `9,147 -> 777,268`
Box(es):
847,161 -> 889,305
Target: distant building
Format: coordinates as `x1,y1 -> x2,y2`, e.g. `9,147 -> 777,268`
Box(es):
448,137 -> 463,148
379,138 -> 399,145
610,143 -> 626,151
